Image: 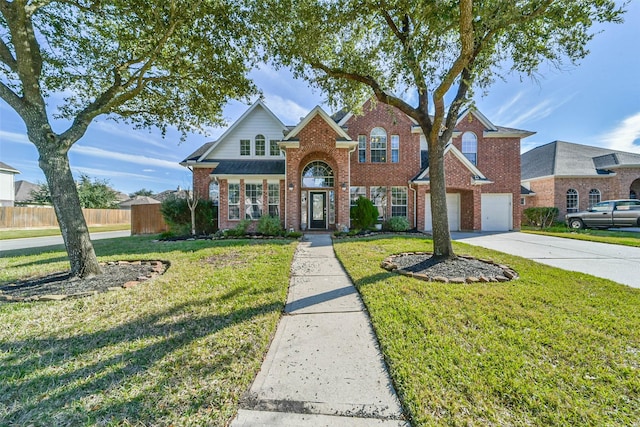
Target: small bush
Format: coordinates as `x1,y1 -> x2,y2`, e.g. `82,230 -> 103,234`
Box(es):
224,219 -> 251,237
350,197 -> 379,230
385,216 -> 410,232
285,231 -> 303,239
160,196 -> 217,236
257,215 -> 284,236
523,207 -> 559,229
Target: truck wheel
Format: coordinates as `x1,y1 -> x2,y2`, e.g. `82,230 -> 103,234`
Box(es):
568,218 -> 584,230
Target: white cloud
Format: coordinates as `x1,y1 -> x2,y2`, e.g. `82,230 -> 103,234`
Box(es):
142,169 -> 155,172
92,121 -> 171,148
493,91 -> 576,129
72,166 -> 156,180
263,94 -> 310,124
70,145 -> 184,170
0,130 -> 30,145
601,112 -> 640,154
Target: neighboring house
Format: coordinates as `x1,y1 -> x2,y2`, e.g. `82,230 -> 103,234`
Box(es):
0,161 -> 20,207
14,179 -> 43,206
155,187 -> 191,202
182,99 -> 533,232
118,195 -> 161,209
521,140 -> 640,219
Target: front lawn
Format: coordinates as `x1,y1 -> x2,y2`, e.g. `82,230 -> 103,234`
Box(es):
0,236 -> 296,426
0,224 -> 131,240
334,236 -> 640,426
522,225 -> 640,248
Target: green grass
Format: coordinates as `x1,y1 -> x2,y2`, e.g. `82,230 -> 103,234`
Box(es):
0,224 -> 131,240
0,235 -> 297,426
334,235 -> 640,426
522,225 -> 640,248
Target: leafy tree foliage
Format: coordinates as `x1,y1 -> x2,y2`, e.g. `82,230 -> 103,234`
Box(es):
129,189 -> 155,198
160,196 -> 217,236
350,196 -> 379,230
0,0 -> 257,276
255,0 -> 625,258
30,174 -> 120,209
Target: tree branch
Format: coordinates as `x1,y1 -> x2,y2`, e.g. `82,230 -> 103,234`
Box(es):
0,37 -> 18,73
0,81 -> 25,115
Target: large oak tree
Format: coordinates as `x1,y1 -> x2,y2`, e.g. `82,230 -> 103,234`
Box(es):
1,0 -> 256,277
256,0 -> 624,259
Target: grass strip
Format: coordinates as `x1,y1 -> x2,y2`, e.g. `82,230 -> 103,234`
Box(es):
0,235 -> 296,426
334,235 -> 640,426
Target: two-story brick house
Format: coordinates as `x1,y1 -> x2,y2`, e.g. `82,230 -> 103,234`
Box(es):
181,99 -> 533,232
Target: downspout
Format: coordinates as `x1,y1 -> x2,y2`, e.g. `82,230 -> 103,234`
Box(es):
283,149 -> 288,230
409,181 -> 417,229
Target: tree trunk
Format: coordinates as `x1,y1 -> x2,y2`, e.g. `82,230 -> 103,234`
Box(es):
38,145 -> 102,278
428,136 -> 455,259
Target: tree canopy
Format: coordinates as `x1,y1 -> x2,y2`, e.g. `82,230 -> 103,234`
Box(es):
1,0 -> 258,276
255,0 -> 625,257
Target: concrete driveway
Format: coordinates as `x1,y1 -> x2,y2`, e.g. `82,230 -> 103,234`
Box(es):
451,231 -> 640,289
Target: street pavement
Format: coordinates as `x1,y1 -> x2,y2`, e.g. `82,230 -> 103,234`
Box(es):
452,231 -> 640,288
0,230 -> 131,252
231,233 -> 408,426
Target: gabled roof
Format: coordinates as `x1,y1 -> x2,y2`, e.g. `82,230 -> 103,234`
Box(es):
119,195 -> 160,208
412,144 -> 492,185
457,108 -> 497,131
0,161 -> 19,174
521,140 -> 640,180
14,180 -> 40,202
284,105 -> 352,141
181,100 -> 289,164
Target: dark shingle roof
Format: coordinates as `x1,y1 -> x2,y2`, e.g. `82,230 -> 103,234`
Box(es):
14,180 -> 40,202
213,160 -> 285,175
520,140 -> 640,180
182,141 -> 216,163
521,185 -> 535,195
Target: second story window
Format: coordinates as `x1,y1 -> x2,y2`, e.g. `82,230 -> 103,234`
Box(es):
370,127 -> 387,163
462,131 -> 477,165
255,135 -> 266,156
240,139 -> 250,156
270,139 -> 280,156
391,135 -> 399,163
358,135 -> 366,162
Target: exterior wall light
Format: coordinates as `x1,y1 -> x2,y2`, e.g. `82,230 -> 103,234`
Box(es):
341,182 -> 347,191
288,183 -> 294,191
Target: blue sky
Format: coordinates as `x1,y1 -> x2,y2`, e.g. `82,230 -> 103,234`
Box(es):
1,2 -> 639,196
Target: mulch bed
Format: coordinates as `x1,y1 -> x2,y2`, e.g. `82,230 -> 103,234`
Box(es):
0,261 -> 168,302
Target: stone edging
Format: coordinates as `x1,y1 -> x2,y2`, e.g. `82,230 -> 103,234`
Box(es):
380,252 -> 518,283
0,260 -> 168,303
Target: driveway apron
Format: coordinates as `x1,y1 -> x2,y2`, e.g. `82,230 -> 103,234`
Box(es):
231,233 -> 408,426
452,231 -> 640,288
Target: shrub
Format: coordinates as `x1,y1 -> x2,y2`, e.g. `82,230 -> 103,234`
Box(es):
350,197 -> 379,230
257,215 -> 284,236
284,231 -> 303,239
160,196 -> 218,236
224,219 -> 251,237
523,207 -> 559,229
385,216 -> 410,232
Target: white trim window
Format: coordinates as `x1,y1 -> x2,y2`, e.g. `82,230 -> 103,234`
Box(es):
255,134 -> 266,156
588,189 -> 601,208
209,180 -> 219,203
462,131 -> 478,165
391,135 -> 399,163
350,186 -> 366,206
566,189 -> 578,213
270,139 -> 280,156
240,139 -> 250,156
370,127 -> 387,163
245,183 -> 263,219
228,183 -> 240,220
391,187 -> 408,218
358,135 -> 366,162
268,183 -> 280,217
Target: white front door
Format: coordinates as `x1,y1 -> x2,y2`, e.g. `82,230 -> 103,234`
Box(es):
424,193 -> 460,231
481,193 -> 512,231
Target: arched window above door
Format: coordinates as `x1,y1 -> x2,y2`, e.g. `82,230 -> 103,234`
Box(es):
302,161 -> 334,188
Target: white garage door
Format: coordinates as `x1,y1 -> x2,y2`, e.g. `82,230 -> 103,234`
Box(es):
481,193 -> 512,231
425,193 -> 460,231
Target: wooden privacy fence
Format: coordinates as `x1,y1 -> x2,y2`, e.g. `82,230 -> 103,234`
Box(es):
0,206 -> 130,229
131,204 -> 168,235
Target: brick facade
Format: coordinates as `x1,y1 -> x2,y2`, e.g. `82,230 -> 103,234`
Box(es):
187,99 -> 529,232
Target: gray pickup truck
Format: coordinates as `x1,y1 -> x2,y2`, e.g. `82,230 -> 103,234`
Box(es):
566,199 -> 640,229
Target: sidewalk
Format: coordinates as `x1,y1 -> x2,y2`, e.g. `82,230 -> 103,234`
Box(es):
231,234 -> 408,426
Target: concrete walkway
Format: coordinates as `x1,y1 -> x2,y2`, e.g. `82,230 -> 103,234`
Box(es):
231,234 -> 408,426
